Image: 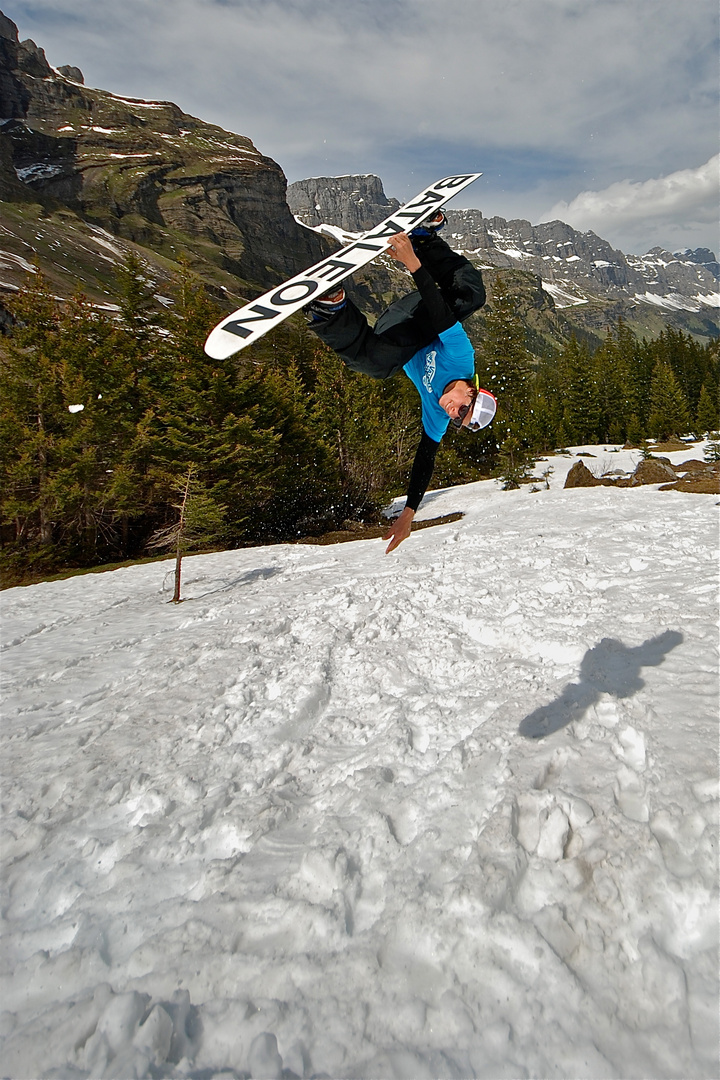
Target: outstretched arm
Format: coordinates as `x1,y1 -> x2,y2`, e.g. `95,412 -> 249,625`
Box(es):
383,431 -> 440,554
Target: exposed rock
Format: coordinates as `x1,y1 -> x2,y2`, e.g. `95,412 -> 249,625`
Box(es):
675,247 -> 719,281
564,461 -> 600,488
17,37 -> 53,80
288,174 -> 400,233
0,11 -> 16,39
0,14 -> 30,121
661,478 -> 720,494
57,65 -> 84,84
0,117 -> 77,203
675,458 -> 711,473
562,455 -> 716,494
659,461 -> 720,494
631,459 -> 678,485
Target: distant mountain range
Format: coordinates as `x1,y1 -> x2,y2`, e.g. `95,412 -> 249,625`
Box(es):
1,10 -> 717,352
288,177 -> 719,343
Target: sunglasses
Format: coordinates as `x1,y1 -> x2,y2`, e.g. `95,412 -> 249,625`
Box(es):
449,388 -> 478,429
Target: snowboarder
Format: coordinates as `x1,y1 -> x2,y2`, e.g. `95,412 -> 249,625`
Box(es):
306,215 -> 495,553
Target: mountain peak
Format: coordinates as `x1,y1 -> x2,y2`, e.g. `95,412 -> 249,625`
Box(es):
288,174 -> 400,233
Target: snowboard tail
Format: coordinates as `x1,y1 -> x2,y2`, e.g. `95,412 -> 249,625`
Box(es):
204,172 -> 482,360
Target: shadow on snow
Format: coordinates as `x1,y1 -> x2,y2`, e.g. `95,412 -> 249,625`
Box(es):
519,630 -> 684,739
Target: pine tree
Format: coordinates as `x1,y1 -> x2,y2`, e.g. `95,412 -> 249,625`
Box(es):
696,383 -> 719,437
522,389 -> 561,451
647,362 -> 691,440
251,356 -> 343,536
493,436 -> 532,490
310,349 -> 392,523
1,273 -> 66,558
532,356 -> 569,450
116,252 -> 157,343
629,337 -> 658,430
704,438 -> 720,463
50,295 -> 127,561
0,271 -> 163,569
475,274 -> 532,439
655,327 -> 706,415
593,320 -> 637,442
557,337 -> 601,444
156,263 -> 283,544
147,465 -> 226,602
625,413 -> 644,446
84,255 -> 177,559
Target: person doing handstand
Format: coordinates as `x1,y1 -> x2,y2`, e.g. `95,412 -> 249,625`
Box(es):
306,213 -> 496,553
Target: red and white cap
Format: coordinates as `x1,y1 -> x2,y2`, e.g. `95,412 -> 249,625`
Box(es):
466,388 -> 497,431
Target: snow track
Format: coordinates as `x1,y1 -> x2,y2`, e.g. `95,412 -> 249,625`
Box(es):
1,446 -> 718,1079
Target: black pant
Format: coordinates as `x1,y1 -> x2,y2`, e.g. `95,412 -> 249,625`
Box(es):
310,235 -> 486,380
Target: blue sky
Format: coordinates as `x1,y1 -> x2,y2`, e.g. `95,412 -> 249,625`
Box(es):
5,0 -> 719,255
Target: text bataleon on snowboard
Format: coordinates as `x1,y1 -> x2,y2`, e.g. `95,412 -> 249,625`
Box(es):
204,172 -> 482,360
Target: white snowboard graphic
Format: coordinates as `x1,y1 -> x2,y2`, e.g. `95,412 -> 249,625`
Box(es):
204,172 -> 482,360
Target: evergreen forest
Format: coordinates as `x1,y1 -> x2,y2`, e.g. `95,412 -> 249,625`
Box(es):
1,258 -> 718,585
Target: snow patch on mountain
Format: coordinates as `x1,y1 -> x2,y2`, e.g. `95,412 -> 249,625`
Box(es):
14,163 -> 65,184
541,282 -> 589,307
635,291 -> 708,312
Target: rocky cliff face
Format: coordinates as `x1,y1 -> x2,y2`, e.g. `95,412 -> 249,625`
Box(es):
288,174 -> 400,233
674,247 -> 720,280
0,15 -> 327,306
0,11 -> 30,120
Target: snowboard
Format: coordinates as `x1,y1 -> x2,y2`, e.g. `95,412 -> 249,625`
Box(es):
204,172 -> 482,360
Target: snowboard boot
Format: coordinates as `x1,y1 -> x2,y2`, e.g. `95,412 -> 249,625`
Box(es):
409,211 -> 447,241
306,285 -> 347,322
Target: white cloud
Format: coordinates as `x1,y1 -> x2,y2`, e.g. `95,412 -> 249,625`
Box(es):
543,156 -> 720,254
9,1 -> 717,162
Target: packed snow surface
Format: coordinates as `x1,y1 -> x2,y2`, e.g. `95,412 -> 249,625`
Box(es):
1,445 -> 718,1080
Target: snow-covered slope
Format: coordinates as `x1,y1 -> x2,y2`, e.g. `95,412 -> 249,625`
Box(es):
1,445 -> 718,1079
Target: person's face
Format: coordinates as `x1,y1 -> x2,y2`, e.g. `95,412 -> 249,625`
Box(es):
439,380 -> 475,426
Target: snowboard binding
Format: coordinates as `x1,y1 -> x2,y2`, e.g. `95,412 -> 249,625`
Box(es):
306,285 -> 347,322
410,211 -> 447,240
